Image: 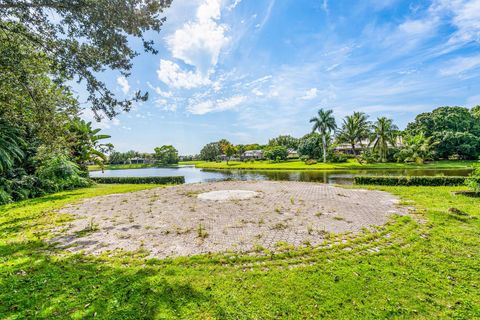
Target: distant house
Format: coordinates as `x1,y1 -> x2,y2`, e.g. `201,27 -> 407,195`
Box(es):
243,150 -> 264,159
287,149 -> 299,158
334,137 -> 404,154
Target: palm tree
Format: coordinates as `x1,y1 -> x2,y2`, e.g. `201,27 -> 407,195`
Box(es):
0,120 -> 24,172
310,108 -> 336,163
398,132 -> 437,164
371,117 -> 398,162
68,119 -> 113,172
337,112 -> 371,155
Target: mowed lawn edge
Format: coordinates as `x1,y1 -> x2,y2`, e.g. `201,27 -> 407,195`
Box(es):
181,159 -> 478,171
0,183 -> 479,319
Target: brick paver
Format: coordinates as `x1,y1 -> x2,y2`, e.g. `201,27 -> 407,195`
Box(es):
56,181 -> 406,258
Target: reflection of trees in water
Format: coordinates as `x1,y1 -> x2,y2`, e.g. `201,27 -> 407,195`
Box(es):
202,168 -> 472,185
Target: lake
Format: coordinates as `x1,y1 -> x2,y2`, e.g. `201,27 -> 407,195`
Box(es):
89,165 -> 472,184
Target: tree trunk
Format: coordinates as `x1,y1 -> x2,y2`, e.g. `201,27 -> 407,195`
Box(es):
351,142 -> 357,155
322,135 -> 327,163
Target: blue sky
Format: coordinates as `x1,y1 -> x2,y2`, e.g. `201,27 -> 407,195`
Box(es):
81,0 -> 480,155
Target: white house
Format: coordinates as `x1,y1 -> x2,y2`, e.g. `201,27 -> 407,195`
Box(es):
243,150 -> 264,159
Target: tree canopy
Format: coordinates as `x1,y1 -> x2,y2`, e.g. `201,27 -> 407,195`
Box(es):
0,0 -> 172,119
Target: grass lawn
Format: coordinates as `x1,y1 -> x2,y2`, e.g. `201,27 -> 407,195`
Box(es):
184,159 -> 478,171
1,184 -> 479,318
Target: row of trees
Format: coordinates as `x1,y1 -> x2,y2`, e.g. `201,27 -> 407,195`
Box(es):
107,146 -> 180,166
198,105 -> 480,164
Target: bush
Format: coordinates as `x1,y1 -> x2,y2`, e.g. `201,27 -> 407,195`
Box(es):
305,159 -> 317,165
327,152 -> 348,163
90,176 -> 185,184
465,165 -> 480,192
354,176 -> 474,186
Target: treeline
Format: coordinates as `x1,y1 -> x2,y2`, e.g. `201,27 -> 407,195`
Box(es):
198,106 -> 480,164
108,145 -> 180,166
0,1 -> 171,204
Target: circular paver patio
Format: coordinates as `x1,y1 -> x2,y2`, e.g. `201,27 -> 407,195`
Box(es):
55,181 -> 406,258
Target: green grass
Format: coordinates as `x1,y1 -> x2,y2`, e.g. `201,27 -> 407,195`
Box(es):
88,163 -> 160,171
186,159 -> 478,171
1,184 -> 479,318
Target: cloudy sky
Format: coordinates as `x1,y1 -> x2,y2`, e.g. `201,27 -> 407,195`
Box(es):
82,0 -> 480,154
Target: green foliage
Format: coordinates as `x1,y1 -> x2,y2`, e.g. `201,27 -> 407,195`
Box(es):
36,153 -> 91,192
406,106 -> 480,159
298,133 -> 324,160
68,119 -> 112,171
264,146 -> 288,161
268,135 -> 299,149
394,132 -> 437,164
200,142 -> 222,161
465,165 -> 480,192
0,1 -> 172,118
337,111 -> 371,155
0,119 -> 24,172
310,108 -> 336,163
91,176 -> 185,185
371,117 -> 399,162
354,175 -> 473,186
153,145 -> 179,165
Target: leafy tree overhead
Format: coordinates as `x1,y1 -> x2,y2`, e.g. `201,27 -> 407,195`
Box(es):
0,0 -> 172,119
371,117 -> 399,163
154,145 -> 179,165
337,112 -> 371,155
406,106 -> 480,159
310,108 -> 336,163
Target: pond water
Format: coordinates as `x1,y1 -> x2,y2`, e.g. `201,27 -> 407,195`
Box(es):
89,166 -> 472,185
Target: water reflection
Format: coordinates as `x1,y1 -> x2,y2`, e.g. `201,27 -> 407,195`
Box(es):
89,166 -> 472,185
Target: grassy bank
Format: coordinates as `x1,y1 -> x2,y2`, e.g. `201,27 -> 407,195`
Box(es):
184,159 -> 477,170
1,183 -> 479,318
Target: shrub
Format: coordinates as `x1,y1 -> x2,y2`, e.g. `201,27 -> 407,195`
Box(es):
354,176 -> 474,186
327,152 -> 348,163
465,165 -> 480,192
305,159 -> 317,165
90,176 -> 185,184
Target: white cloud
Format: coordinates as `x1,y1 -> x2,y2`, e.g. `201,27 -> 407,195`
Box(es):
439,55 -> 480,76
300,88 -> 318,100
165,0 -> 229,75
322,0 -> 328,13
228,0 -> 242,11
188,95 -> 246,114
80,108 -> 120,129
157,59 -> 211,89
116,76 -> 130,94
431,0 -> 480,44
252,88 -> 264,96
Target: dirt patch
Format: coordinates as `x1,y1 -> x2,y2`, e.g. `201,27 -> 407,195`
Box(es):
54,181 -> 406,258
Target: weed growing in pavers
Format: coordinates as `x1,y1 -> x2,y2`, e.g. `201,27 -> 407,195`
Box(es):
315,212 -> 323,217
128,212 -> 134,223
197,224 -> 209,239
290,197 -> 295,204
333,216 -> 345,221
271,222 -> 288,230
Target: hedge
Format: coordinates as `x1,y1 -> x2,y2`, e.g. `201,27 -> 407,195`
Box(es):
353,176 -> 477,186
91,176 -> 185,185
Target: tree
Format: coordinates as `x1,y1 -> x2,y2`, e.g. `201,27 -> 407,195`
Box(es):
0,120 -> 24,172
68,119 -> 113,172
154,145 -> 179,165
472,105 -> 480,119
371,117 -> 398,162
395,132 -> 437,164
0,1 -> 172,118
337,112 -> 370,155
268,135 -> 299,150
298,133 -> 323,160
310,109 -> 336,163
406,106 -> 480,159
224,144 -> 237,164
200,142 -> 222,161
264,146 -> 288,161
